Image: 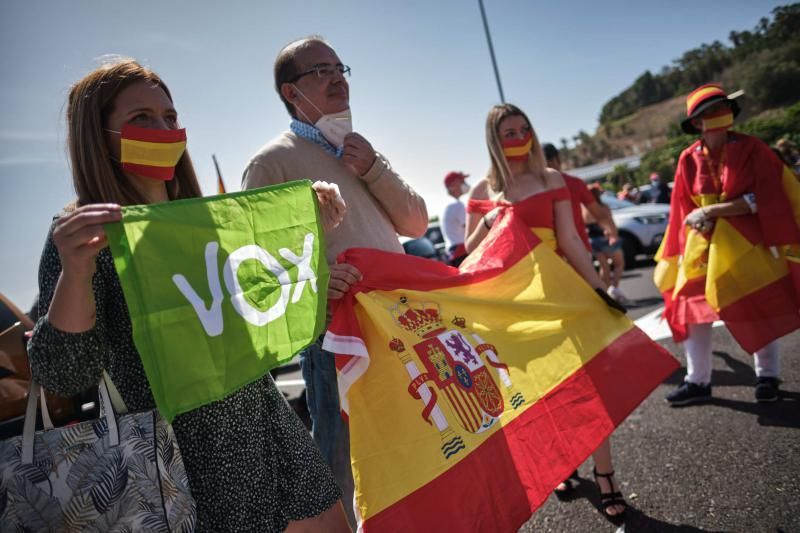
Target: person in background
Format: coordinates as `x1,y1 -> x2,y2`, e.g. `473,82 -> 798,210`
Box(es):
617,182 -> 639,203
585,185 -> 629,304
242,36 -> 428,526
466,104 -> 629,526
542,143 -> 618,257
646,172 -> 671,204
441,171 -> 469,266
26,58 -> 351,532
658,83 -> 800,406
775,138 -> 800,176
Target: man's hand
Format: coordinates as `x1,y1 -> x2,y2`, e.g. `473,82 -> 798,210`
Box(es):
328,263 -> 362,300
342,132 -> 377,177
312,181 -> 346,232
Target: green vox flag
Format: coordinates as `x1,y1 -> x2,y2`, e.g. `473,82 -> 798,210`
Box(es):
104,181 -> 329,421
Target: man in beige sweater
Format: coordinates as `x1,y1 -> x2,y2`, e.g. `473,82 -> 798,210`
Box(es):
242,36 -> 427,525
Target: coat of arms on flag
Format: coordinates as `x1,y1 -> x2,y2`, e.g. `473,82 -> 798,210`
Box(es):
386,296 -> 526,459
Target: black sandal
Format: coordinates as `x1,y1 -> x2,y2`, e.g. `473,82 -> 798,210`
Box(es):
553,469 -> 579,501
593,468 -> 627,525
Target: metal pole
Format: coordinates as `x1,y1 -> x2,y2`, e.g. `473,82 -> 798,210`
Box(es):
478,0 -> 505,103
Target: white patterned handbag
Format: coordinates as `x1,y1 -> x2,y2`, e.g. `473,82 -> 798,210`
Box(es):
0,373 -> 196,532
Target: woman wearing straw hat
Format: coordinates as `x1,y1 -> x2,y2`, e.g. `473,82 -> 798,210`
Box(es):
656,83 -> 800,406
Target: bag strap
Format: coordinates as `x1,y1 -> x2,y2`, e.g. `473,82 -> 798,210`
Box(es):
97,377 -> 120,448
21,381 -> 41,464
21,382 -> 56,463
102,370 -> 129,415
39,388 -> 54,430
21,374 -> 123,464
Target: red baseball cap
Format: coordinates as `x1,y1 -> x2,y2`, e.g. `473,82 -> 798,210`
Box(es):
444,171 -> 469,187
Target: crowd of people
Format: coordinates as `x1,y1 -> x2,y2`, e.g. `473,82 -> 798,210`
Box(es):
21,34 -> 799,532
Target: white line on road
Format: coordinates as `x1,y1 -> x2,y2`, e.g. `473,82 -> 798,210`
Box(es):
274,378 -> 306,388
634,306 -> 724,341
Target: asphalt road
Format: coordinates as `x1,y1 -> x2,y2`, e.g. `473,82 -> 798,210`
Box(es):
518,261 -> 800,533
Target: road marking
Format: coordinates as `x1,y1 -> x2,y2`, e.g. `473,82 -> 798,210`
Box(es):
274,378 -> 306,387
634,306 -> 724,341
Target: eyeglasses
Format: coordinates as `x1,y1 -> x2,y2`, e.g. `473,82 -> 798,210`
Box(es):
290,64 -> 351,83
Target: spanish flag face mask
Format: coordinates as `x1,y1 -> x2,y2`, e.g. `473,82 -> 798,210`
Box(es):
701,108 -> 734,133
107,124 -> 187,181
501,132 -> 533,162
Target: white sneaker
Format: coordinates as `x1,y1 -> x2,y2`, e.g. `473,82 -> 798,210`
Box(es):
607,286 -> 631,305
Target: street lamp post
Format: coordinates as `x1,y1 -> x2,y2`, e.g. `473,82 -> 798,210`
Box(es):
478,0 -> 506,103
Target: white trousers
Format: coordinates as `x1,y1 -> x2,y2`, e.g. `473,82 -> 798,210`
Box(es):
683,323 -> 780,385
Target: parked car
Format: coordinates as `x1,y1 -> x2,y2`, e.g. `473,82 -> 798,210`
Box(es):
424,221 -> 448,259
401,220 -> 449,263
601,193 -> 670,267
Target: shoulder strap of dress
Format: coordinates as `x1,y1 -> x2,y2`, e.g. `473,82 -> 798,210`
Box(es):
466,198 -> 497,215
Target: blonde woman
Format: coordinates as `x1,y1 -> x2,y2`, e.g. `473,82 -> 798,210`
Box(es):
465,103 -> 627,525
26,58 -> 350,533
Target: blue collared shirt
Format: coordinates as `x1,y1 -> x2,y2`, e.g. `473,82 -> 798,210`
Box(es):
290,119 -> 343,158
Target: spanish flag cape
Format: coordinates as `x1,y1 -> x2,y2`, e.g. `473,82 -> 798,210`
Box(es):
654,133 -> 800,353
324,209 -> 678,532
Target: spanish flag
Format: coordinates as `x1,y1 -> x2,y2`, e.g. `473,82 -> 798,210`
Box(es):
325,210 -> 678,531
655,133 -> 800,353
213,154 -> 226,194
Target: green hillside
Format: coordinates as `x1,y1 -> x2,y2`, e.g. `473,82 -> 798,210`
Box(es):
560,3 -> 800,184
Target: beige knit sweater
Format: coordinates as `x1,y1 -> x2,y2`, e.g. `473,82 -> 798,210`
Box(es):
242,131 -> 428,264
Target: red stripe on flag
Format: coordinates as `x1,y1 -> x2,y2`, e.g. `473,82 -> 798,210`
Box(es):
336,212 -> 542,300
121,125 -> 187,143
122,162 -> 175,181
361,328 -> 678,532
719,274 -> 800,353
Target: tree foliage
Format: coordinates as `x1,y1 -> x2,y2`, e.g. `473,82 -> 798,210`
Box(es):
599,4 -> 800,124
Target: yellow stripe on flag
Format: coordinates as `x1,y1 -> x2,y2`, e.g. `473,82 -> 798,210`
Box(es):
121,138 -> 187,167
703,113 -> 734,130
705,218 -> 788,310
653,240 -> 678,293
782,165 -> 800,227
673,227 -> 710,295
504,142 -> 532,158
348,243 -> 633,520
532,227 -> 556,250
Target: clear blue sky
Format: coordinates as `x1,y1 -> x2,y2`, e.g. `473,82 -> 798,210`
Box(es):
0,0 -> 785,308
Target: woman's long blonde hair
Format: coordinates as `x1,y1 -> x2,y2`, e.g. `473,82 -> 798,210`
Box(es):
66,58 -> 202,206
485,103 -> 546,193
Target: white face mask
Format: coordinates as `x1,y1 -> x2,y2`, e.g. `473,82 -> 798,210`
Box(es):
293,85 -> 352,148
460,182 -> 470,195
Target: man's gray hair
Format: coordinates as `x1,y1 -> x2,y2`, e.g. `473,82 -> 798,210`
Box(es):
274,35 -> 329,118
